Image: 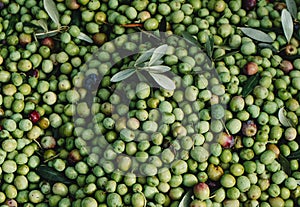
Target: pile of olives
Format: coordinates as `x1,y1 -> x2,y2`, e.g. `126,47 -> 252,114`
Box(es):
0,0 -> 300,207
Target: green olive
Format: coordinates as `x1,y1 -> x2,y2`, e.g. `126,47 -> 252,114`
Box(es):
144,18 -> 159,30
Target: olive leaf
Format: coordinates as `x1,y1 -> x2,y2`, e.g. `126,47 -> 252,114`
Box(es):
182,31 -> 201,47
178,190 -> 193,207
239,27 -> 274,43
71,10 -> 82,26
149,72 -> 176,90
136,71 -> 148,83
286,0 -> 297,19
35,29 -> 62,39
6,15 -> 19,35
149,44 -> 168,66
214,45 -> 232,50
281,9 -> 294,43
159,16 -> 167,33
23,22 -> 43,30
111,44 -> 175,91
111,69 -> 136,82
278,154 -> 292,176
278,107 -> 293,127
36,165 -> 73,185
146,65 -> 171,73
77,32 -> 93,43
43,0 -> 60,27
38,19 -> 49,32
241,73 -> 260,97
280,54 -> 300,61
135,48 -> 155,66
205,35 -> 214,59
152,60 -> 164,65
258,43 -> 278,53
288,150 -> 300,159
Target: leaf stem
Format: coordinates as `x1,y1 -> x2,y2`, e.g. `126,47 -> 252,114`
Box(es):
137,28 -> 161,41
220,119 -> 230,135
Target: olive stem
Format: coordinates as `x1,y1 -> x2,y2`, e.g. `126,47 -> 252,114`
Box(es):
34,26 -> 69,41
137,27 -> 161,41
43,153 -> 61,163
136,191 -> 147,207
33,139 -> 42,149
265,140 -> 278,144
270,54 -> 283,66
209,194 -> 216,199
120,23 -> 143,28
220,119 -> 231,135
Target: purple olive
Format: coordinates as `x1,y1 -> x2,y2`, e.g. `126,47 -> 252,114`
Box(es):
217,132 -> 235,148
29,110 -> 40,124
68,149 -> 82,164
242,0 -> 257,11
41,37 -> 55,50
242,120 -> 257,137
280,60 -> 294,73
0,2 -> 4,10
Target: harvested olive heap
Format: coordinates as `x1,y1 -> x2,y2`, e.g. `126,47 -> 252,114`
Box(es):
1,0 -> 300,206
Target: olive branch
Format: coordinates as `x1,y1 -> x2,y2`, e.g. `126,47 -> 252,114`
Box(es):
34,0 -> 92,43
111,44 -> 176,91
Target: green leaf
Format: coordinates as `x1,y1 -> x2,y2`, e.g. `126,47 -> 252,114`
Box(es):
23,22 -> 43,29
111,69 -> 136,82
214,45 -> 232,50
288,150 -> 300,159
278,107 -> 293,127
258,43 -> 278,53
152,60 -> 164,65
142,60 -> 164,67
278,154 -> 292,176
136,71 -> 148,83
135,48 -> 155,66
281,54 -> 300,61
6,15 -> 19,35
149,44 -> 168,66
145,65 -> 171,73
239,27 -> 274,43
36,165 -> 73,185
38,19 -> 49,32
281,9 -> 294,43
205,35 -> 214,58
149,72 -> 176,90
286,0 -> 297,19
71,10 -> 81,26
182,31 -> 201,47
43,0 -> 60,27
159,16 -> 167,33
77,32 -> 93,43
178,190 -> 193,207
241,73 -> 260,97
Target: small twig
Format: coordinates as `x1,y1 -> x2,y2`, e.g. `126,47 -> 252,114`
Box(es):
34,26 -> 69,40
33,139 -> 42,149
43,153 -> 61,163
120,23 -> 143,28
137,27 -> 161,41
220,119 -> 230,135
